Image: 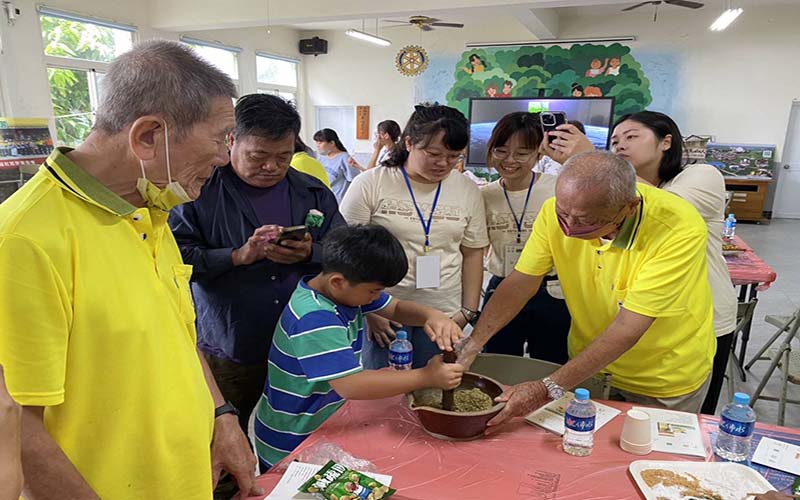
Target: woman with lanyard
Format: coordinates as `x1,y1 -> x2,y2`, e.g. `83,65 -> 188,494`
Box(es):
610,111 -> 736,414
481,112 -> 570,364
340,104 -> 488,368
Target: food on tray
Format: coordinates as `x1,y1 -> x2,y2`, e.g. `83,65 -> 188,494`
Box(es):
412,387 -> 494,412
635,464 -> 772,500
300,461 -> 395,500
641,469 -> 723,500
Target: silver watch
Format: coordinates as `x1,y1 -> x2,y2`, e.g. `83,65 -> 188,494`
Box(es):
542,377 -> 565,401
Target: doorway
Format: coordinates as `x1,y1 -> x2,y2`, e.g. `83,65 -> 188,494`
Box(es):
774,100 -> 800,219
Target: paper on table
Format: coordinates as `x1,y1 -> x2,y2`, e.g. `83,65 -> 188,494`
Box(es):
635,407 -> 706,458
752,437 -> 800,476
263,461 -> 393,500
525,392 -> 621,435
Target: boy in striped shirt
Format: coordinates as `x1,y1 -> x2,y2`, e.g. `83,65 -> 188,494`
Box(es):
254,225 -> 465,470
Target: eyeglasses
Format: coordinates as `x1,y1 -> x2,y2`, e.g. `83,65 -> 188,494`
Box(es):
491,148 -> 537,163
419,149 -> 465,165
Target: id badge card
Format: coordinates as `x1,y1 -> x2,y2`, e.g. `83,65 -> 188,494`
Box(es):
416,253 -> 441,289
504,243 -> 525,277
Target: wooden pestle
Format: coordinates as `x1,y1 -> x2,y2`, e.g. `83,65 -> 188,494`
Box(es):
442,350 -> 457,411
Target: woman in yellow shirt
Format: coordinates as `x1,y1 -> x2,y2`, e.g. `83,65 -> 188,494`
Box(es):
291,137 -> 331,188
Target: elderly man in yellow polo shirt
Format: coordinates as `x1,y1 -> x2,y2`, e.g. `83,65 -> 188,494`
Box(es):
0,41 -> 263,499
458,151 -> 716,427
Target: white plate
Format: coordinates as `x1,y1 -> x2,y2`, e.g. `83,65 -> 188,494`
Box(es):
629,460 -> 775,500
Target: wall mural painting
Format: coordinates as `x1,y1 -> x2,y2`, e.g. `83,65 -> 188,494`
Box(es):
446,43 -> 653,122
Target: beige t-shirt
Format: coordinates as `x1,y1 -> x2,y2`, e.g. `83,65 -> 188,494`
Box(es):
340,167 -> 489,315
481,174 -> 557,277
662,164 -> 737,336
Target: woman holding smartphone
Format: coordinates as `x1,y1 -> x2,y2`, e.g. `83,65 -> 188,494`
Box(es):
340,104 -> 488,368
480,112 -> 570,363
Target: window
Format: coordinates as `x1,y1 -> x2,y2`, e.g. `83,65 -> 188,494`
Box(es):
39,7 -> 136,147
181,36 -> 240,84
256,53 -> 299,108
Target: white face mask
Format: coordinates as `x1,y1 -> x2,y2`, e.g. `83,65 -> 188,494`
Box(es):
136,122 -> 192,211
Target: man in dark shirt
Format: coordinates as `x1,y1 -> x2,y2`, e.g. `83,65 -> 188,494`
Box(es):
170,94 -> 345,442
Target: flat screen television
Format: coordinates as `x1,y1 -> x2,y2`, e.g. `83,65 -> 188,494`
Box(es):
467,97 -> 616,166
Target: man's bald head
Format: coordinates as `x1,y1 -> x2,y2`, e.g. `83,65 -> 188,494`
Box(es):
557,151 -> 638,211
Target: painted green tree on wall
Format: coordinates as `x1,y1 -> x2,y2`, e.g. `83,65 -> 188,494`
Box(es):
446,43 -> 652,122
40,16 -> 120,147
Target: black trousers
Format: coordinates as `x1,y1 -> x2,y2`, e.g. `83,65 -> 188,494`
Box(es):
700,332 -> 734,415
483,275 -> 571,365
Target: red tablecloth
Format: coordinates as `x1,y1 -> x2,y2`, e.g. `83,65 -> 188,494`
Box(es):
246,397 -> 799,500
727,235 -> 777,291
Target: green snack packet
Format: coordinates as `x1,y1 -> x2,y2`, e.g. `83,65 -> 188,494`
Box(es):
299,460 -> 396,500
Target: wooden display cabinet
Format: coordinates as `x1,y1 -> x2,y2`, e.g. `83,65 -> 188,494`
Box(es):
724,178 -> 771,223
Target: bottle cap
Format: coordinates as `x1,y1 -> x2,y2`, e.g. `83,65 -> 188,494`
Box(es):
575,388 -> 590,401
729,213 -> 735,218
395,330 -> 408,340
733,392 -> 750,405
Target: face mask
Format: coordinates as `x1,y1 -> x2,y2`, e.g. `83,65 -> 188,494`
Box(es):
557,215 -> 611,238
137,122 -> 192,211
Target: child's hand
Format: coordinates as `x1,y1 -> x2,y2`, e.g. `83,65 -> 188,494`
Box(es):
423,355 -> 464,390
423,313 -> 463,352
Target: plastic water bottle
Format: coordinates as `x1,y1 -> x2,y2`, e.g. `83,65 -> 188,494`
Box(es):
388,330 -> 413,370
715,392 -> 756,462
563,388 -> 595,456
723,214 -> 737,240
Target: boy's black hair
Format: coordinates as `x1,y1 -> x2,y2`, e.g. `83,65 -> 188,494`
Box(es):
321,225 -> 408,287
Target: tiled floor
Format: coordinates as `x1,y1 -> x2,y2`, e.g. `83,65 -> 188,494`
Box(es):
727,219 -> 800,428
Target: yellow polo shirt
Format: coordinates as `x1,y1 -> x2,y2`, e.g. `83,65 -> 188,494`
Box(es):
291,152 -> 331,188
516,183 -> 715,398
0,149 -> 214,499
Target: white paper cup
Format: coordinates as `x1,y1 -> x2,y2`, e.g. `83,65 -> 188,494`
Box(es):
620,409 -> 652,455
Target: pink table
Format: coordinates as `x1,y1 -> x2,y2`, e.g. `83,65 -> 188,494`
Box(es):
725,235 -> 778,381
244,396 -> 799,499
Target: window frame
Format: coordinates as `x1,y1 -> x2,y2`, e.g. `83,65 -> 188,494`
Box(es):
180,35 -> 242,90
255,51 -> 299,107
38,7 -> 138,147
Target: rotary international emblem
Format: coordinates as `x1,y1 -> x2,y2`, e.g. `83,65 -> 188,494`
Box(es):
395,45 -> 429,76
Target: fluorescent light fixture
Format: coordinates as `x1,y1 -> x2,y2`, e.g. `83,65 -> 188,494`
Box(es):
710,8 -> 743,31
345,29 -> 391,47
465,36 -> 636,48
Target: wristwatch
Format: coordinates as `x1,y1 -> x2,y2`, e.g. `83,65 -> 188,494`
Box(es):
541,377 -> 565,401
214,401 -> 240,419
460,306 -> 480,326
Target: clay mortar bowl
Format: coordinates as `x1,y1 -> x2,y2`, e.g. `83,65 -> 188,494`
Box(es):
408,372 -> 506,441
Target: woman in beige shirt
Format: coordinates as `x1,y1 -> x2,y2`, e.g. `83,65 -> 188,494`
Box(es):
340,105 -> 488,368
610,111 -> 737,414
481,112 -> 570,364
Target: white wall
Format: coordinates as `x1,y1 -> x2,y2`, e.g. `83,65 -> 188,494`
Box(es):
300,19 -> 536,154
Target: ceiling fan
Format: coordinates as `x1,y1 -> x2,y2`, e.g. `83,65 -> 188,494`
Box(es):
622,1 -> 703,22
383,15 -> 464,31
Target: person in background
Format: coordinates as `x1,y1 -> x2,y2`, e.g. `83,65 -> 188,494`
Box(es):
348,119 -> 401,171
459,152 -> 716,425
254,224 -> 464,470
0,365 -> 22,500
0,40 -> 261,500
291,137 -> 330,187
170,94 -> 344,457
610,111 -> 737,414
481,112 -> 570,364
314,128 -> 359,202
340,104 -> 489,369
536,122 -> 595,176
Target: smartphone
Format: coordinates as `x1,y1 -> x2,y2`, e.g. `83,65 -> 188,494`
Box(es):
274,225 -> 308,245
540,112 -> 567,135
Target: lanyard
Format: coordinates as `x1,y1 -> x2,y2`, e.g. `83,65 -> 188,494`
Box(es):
502,174 -> 536,244
400,166 -> 442,251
